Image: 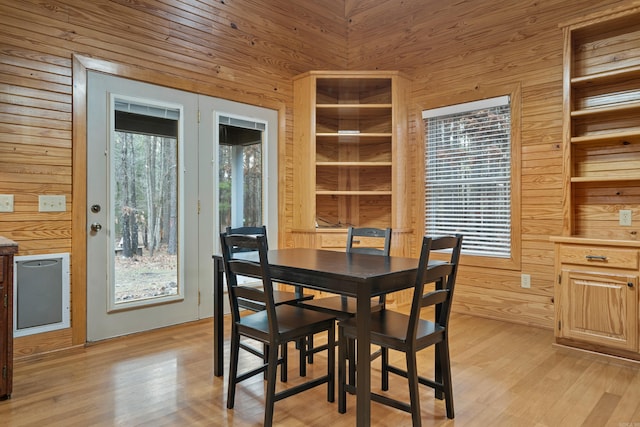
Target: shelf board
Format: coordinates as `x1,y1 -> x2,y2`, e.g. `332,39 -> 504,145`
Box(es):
315,190 -> 392,195
571,175 -> 640,183
317,132 -> 392,136
571,130 -> 640,144
571,65 -> 640,87
571,102 -> 640,118
316,132 -> 392,141
550,235 -> 640,248
310,73 -> 396,93
316,162 -> 392,167
317,103 -> 392,108
316,104 -> 392,120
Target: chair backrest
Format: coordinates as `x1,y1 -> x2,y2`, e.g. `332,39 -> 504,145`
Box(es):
225,226 -> 268,252
407,235 -> 463,342
346,226 -> 392,256
220,233 -> 278,336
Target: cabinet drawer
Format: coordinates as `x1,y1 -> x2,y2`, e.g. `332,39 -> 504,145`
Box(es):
560,246 -> 638,269
318,233 -> 347,249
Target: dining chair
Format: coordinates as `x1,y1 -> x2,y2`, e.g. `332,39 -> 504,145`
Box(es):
297,226 -> 391,373
299,226 -> 392,316
220,233 -> 337,427
337,234 -> 463,426
225,226 -> 314,311
225,226 -> 314,380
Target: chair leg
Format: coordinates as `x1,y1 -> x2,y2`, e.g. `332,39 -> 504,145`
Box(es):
264,342 -> 279,427
435,341 -> 443,400
406,350 -> 422,427
227,329 -> 241,409
337,326 -> 347,413
348,337 -> 356,387
281,343 -> 288,382
307,334 -> 314,364
327,324 -> 335,403
438,340 -> 455,419
263,343 -> 269,379
299,337 -> 307,377
381,346 -> 389,391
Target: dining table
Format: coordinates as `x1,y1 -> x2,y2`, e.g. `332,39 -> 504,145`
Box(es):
213,247 -> 420,427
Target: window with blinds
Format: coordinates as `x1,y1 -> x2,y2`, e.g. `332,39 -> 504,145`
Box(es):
423,96 -> 511,258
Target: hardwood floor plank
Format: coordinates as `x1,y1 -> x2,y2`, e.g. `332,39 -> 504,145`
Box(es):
582,392 -> 621,427
2,313 -> 640,426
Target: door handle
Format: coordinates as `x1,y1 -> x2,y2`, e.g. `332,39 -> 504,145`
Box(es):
91,223 -> 103,232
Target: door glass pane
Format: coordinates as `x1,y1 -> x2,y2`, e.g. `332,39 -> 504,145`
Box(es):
218,123 -> 263,230
113,104 -> 180,305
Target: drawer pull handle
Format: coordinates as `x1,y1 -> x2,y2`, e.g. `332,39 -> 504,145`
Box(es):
585,255 -> 607,262
629,282 -> 634,288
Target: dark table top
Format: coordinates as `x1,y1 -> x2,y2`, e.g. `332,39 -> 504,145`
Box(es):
220,247 -> 421,297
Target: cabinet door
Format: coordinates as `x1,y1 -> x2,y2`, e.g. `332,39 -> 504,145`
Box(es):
560,269 -> 638,352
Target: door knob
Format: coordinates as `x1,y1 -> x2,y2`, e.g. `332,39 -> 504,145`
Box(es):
91,222 -> 102,232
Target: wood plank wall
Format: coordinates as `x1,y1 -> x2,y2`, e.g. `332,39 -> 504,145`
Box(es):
0,0 -> 636,355
0,0 -> 347,356
345,0 -> 635,328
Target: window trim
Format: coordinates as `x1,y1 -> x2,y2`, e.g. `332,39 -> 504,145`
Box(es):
420,84 -> 521,271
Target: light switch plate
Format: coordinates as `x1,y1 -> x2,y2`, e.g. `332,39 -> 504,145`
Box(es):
0,194 -> 14,212
39,195 -> 66,212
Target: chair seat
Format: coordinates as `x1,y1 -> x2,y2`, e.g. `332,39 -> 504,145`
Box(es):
239,304 -> 337,342
339,309 -> 445,351
239,289 -> 314,312
298,295 -> 383,319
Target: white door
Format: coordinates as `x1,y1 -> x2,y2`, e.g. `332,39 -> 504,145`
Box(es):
86,72 -> 200,341
86,72 -> 279,340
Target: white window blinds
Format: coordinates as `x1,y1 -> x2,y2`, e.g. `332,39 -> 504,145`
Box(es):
423,96 -> 511,258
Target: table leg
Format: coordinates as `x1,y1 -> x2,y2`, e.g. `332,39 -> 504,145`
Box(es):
213,256 -> 224,377
356,287 -> 371,426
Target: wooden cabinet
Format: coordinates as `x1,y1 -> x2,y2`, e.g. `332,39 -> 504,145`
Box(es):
0,237 -> 18,400
555,243 -> 638,354
552,5 -> 640,360
291,71 -> 411,254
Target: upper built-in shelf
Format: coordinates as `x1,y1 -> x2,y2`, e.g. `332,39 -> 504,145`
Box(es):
316,106 -> 391,125
571,65 -> 640,87
571,175 -> 640,183
316,162 -> 392,167
571,130 -> 640,144
316,78 -> 392,105
315,190 -> 392,196
293,70 -> 409,232
571,102 -> 640,118
316,133 -> 392,141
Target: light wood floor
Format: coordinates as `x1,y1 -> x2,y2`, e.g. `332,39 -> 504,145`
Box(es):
2,312 -> 640,426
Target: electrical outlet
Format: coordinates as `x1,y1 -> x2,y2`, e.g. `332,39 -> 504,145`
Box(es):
0,194 -> 14,212
521,273 -> 531,289
39,195 -> 66,212
620,209 -> 632,226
